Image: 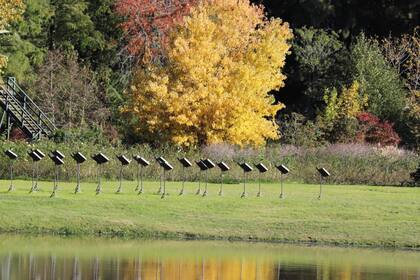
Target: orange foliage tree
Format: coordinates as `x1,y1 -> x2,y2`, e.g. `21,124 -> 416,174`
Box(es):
115,0 -> 197,64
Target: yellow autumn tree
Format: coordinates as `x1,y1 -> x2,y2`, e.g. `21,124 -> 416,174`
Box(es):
124,0 -> 292,147
0,0 -> 25,76
322,81 -> 367,123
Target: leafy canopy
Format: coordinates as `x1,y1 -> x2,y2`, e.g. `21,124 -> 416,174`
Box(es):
125,0 -> 292,147
115,0 -> 197,64
0,0 -> 25,75
350,33 -> 407,122
293,27 -> 348,102
0,0 -> 25,30
322,81 -> 367,124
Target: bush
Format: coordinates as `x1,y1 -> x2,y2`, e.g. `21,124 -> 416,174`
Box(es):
278,113 -> 325,147
319,81 -> 367,142
409,164 -> 420,187
356,112 -> 401,146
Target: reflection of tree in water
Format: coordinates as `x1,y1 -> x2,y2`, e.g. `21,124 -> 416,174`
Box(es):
0,254 -> 418,280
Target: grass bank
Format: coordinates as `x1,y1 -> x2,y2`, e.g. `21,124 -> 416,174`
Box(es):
0,179 -> 419,249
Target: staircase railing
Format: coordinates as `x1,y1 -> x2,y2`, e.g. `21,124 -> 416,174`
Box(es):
5,77 -> 56,135
0,86 -> 45,138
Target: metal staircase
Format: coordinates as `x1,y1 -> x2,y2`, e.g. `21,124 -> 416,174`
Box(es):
0,77 -> 56,140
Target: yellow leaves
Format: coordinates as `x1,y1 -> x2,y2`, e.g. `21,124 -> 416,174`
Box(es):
0,55 -> 7,75
322,81 -> 367,124
0,0 -> 25,74
124,0 -> 292,147
0,0 -> 25,30
338,81 -> 366,119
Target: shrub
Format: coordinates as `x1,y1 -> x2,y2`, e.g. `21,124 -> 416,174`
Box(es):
402,90 -> 420,150
410,164 -> 420,187
278,113 -> 325,147
320,81 -> 367,142
357,112 -> 401,146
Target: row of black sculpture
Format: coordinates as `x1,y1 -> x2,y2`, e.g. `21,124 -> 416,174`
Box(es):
2,149 -> 331,199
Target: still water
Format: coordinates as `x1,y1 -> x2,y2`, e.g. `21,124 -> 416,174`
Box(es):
0,235 -> 419,280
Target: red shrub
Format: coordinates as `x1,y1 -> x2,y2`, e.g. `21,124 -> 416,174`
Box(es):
356,112 -> 400,146
10,128 -> 27,141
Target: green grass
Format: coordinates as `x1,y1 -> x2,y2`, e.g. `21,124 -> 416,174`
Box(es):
0,179 -> 419,249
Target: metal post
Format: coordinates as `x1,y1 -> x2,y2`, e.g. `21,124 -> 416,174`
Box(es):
0,111 -> 5,130
30,161 -> 36,193
140,165 -> 144,194
241,171 -> 247,198
116,165 -> 123,193
34,161 -> 40,191
202,169 -> 208,197
318,176 -> 323,200
219,172 -> 223,196
6,113 -> 10,140
7,161 -> 14,192
161,169 -> 166,199
135,164 -> 140,192
196,171 -> 201,195
75,163 -> 81,194
179,166 -> 185,195
138,165 -> 144,195
50,165 -> 58,198
257,172 -> 262,197
96,164 -> 102,195
158,168 -> 163,194
280,172 -> 284,199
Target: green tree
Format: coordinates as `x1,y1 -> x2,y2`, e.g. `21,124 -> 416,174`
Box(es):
50,0 -> 104,57
0,0 -> 52,85
350,33 -> 407,122
290,27 -> 349,104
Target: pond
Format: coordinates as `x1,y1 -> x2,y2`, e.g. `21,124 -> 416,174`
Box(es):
0,235 -> 419,279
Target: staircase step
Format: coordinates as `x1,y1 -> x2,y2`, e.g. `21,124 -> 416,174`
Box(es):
1,80 -> 56,139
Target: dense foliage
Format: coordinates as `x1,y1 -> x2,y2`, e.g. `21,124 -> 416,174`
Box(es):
124,0 -> 292,147
0,0 -> 25,75
115,0 -> 197,64
0,0 -> 419,153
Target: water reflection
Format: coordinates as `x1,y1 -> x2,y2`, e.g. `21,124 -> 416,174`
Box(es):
0,238 -> 420,280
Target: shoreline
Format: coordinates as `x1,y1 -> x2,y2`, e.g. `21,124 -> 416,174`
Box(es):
1,229 -> 419,251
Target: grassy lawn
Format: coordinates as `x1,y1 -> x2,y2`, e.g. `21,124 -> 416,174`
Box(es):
0,179 -> 419,249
